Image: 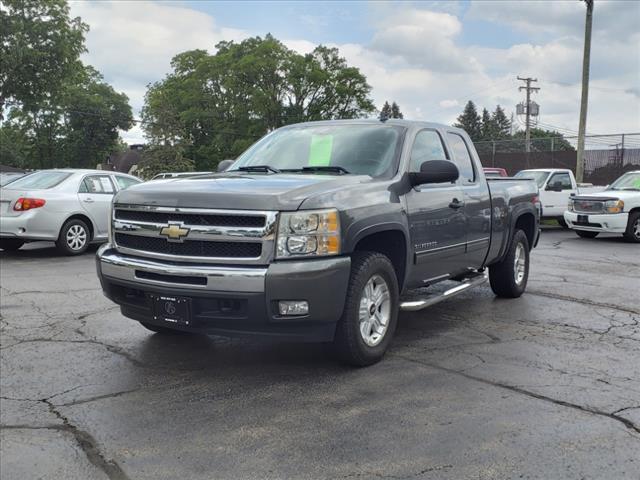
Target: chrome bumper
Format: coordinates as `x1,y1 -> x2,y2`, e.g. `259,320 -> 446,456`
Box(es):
97,244 -> 267,292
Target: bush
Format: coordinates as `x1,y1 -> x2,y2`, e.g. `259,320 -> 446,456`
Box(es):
136,145 -> 195,180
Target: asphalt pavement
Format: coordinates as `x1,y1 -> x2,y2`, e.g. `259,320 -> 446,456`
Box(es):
1,228 -> 639,479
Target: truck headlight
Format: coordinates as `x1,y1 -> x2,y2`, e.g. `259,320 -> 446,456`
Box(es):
567,199 -> 574,212
276,209 -> 340,258
604,199 -> 624,213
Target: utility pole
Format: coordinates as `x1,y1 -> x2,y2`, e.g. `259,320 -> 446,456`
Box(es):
576,0 -> 594,183
517,77 -> 540,153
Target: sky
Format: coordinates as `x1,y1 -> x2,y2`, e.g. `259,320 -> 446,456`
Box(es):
69,0 -> 640,145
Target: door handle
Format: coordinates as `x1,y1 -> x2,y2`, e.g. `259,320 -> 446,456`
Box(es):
449,199 -> 464,209
83,198 -> 94,203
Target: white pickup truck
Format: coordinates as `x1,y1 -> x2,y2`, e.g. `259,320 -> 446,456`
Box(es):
564,170 -> 640,243
514,168 -> 605,226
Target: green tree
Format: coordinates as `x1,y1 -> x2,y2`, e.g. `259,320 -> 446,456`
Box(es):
379,101 -> 392,119
491,105 -> 511,138
142,35 -> 375,170
454,100 -> 481,141
0,1 -> 133,169
0,0 -> 88,114
136,145 -> 195,179
390,101 -> 403,119
480,108 -> 495,140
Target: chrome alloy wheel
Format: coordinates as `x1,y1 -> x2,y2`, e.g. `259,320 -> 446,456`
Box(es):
66,224 -> 87,251
358,274 -> 391,347
514,242 -> 526,285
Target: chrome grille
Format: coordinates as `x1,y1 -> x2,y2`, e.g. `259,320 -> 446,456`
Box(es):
112,205 -> 277,265
573,200 -> 604,214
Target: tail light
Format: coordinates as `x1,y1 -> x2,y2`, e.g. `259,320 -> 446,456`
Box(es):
532,195 -> 539,204
13,198 -> 46,211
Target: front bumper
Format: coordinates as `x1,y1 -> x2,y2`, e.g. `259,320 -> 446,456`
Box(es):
96,244 -> 351,342
564,211 -> 629,233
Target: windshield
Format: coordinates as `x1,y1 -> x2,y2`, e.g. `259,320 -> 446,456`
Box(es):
515,170 -> 550,188
232,124 -> 405,177
3,171 -> 71,190
608,172 -> 640,191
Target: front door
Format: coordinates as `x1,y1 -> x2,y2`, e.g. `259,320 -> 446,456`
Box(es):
405,129 -> 468,286
77,175 -> 116,238
543,171 -> 573,216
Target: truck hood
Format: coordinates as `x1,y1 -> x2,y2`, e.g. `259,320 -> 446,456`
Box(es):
573,190 -> 639,201
115,173 -> 372,211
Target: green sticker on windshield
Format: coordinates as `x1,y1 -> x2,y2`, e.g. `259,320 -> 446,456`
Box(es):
633,178 -> 640,188
309,135 -> 333,166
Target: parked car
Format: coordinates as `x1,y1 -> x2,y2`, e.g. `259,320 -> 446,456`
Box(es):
96,120 -> 540,366
150,172 -> 213,180
0,169 -> 142,254
514,168 -> 605,226
483,167 -> 508,178
564,170 -> 640,242
0,171 -> 29,187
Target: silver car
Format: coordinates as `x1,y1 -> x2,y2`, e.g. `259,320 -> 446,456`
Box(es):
0,169 -> 142,255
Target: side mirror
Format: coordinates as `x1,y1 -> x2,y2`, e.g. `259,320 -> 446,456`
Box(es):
217,159 -> 235,172
409,160 -> 459,186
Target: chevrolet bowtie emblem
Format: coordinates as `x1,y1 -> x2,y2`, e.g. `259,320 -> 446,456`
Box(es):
159,223 -> 190,242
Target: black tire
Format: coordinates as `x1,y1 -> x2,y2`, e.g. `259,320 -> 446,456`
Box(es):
333,252 -> 399,367
139,322 -> 191,335
489,229 -> 530,298
0,239 -> 25,251
56,218 -> 91,255
575,230 -> 599,239
557,217 -> 568,228
623,211 -> 640,243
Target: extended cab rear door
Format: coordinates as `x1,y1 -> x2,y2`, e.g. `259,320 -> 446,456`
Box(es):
404,129 -> 468,285
445,132 -> 492,269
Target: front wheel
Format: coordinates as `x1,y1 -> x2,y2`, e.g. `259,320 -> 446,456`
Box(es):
575,230 -> 599,239
333,252 -> 399,367
489,229 -> 530,298
623,211 -> 640,243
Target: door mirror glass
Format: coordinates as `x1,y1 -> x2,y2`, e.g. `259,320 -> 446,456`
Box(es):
217,159 -> 235,172
410,160 -> 459,186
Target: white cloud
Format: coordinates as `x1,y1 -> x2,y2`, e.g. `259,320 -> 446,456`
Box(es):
439,99 -> 460,109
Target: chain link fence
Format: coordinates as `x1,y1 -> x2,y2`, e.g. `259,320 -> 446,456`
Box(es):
475,133 -> 640,185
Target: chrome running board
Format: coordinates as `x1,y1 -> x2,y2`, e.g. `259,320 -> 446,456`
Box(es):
399,271 -> 488,312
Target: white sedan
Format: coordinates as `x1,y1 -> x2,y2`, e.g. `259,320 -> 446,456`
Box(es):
0,169 -> 142,255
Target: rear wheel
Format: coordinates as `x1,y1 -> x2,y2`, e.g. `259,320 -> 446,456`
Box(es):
56,219 -> 90,255
489,229 -> 530,298
139,322 -> 192,335
0,239 -> 25,251
333,252 -> 399,367
623,211 -> 640,243
575,230 -> 599,239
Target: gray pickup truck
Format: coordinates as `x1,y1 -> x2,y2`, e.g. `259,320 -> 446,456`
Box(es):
97,120 -> 540,365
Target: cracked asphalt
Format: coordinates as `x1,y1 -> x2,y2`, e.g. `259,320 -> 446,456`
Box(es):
1,228 -> 638,480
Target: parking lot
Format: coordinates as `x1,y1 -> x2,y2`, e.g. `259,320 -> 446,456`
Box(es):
1,228 -> 638,480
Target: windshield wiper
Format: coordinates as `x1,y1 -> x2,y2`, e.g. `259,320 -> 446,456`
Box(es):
235,165 -> 281,174
299,166 -> 350,175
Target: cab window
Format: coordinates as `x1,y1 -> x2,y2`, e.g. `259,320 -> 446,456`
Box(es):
410,130 -> 448,172
79,175 -> 115,194
446,133 -> 476,183
547,172 -> 572,190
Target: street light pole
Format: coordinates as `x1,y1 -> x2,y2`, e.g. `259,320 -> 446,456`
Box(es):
576,0 -> 594,183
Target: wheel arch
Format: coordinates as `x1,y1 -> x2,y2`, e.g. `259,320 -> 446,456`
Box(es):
350,225 -> 409,291
61,213 -> 95,241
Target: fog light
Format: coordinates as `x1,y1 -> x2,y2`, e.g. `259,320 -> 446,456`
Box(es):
278,300 -> 309,316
